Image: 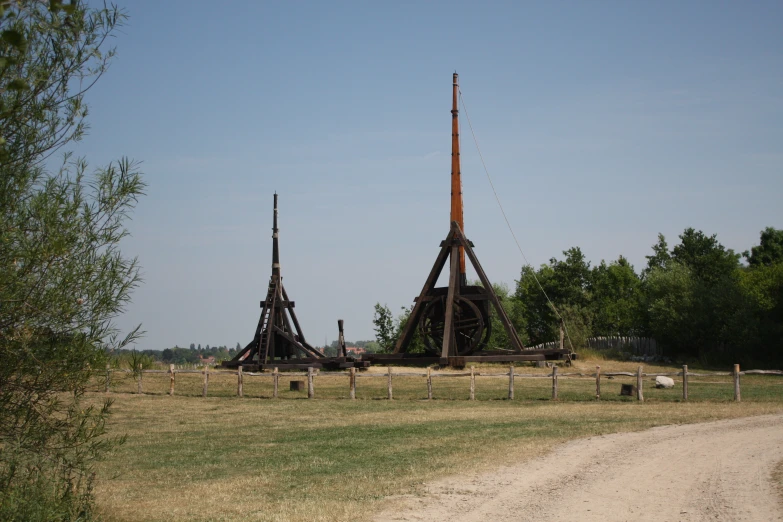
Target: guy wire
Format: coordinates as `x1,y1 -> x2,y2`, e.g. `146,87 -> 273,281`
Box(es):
459,89 -> 576,353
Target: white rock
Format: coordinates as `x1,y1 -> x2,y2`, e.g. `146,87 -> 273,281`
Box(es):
655,376 -> 675,389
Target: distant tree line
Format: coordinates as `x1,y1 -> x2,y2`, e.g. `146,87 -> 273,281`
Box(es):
321,339 -> 382,357
161,344 -> 238,364
110,343 -> 241,366
375,227 -> 783,366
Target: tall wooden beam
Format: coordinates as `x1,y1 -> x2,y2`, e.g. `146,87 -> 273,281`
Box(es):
441,245 -> 461,359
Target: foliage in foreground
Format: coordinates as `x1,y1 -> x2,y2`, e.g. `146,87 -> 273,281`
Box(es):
0,1 -> 140,519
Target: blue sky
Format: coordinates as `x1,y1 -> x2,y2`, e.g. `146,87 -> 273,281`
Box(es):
73,1 -> 783,349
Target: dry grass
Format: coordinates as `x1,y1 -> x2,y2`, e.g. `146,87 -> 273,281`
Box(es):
90,363 -> 783,521
774,459 -> 783,510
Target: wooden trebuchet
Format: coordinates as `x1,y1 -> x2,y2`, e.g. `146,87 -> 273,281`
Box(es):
223,195 -> 365,371
371,74 -> 571,367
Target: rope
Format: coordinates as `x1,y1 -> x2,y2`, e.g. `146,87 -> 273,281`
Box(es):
458,89 -> 576,353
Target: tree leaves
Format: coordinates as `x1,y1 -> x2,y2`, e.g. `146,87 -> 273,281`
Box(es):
513,229 -> 782,365
0,1 -> 135,517
6,77 -> 27,90
1,29 -> 26,51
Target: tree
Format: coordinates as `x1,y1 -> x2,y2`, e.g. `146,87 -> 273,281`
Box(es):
362,341 -> 382,353
189,343 -> 195,350
550,247 -> 592,308
643,263 -> 696,353
644,233 -> 671,276
0,2 -> 139,518
736,262 -> 783,364
323,341 -> 340,357
744,227 -> 783,267
514,248 -> 592,346
471,280 -> 528,350
514,264 -> 556,345
392,305 -> 425,353
590,256 -> 642,336
672,228 -> 739,284
372,303 -> 395,353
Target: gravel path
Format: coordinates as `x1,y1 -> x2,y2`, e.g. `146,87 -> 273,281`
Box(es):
375,414 -> 783,522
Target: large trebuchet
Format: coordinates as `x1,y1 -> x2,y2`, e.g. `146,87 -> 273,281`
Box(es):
364,73 -> 571,367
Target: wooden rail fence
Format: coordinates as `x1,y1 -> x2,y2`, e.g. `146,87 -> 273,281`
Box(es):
103,364 -> 782,402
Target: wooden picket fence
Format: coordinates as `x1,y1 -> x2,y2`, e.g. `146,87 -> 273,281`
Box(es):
104,364 -> 782,403
529,336 -> 660,356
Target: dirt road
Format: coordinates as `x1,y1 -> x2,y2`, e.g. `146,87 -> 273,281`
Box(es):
375,414 -> 783,522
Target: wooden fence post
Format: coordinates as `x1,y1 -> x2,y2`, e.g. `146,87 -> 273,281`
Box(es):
559,321 -> 564,351
682,364 -> 688,401
349,367 -> 356,400
469,366 -> 475,401
137,364 -> 142,394
387,367 -> 393,400
426,367 -> 433,400
595,365 -> 601,400
273,367 -> 279,398
169,364 -> 175,396
237,365 -> 243,398
307,367 -> 314,399
105,364 -> 111,393
202,366 -> 209,398
733,364 -> 741,402
636,366 -> 644,402
552,365 -> 558,400
508,365 -> 514,400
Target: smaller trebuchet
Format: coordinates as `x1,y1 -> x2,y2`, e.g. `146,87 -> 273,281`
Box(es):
223,194 -> 364,370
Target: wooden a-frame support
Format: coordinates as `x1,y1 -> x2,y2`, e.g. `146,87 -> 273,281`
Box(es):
228,273 -> 322,366
393,221 -> 525,358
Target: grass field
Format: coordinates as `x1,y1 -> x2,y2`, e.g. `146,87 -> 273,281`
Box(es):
92,360 -> 783,521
